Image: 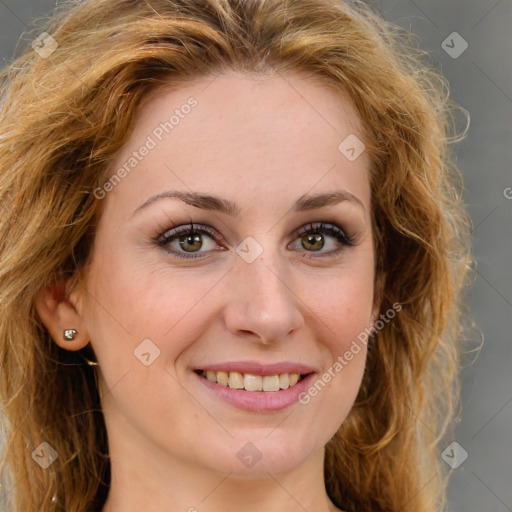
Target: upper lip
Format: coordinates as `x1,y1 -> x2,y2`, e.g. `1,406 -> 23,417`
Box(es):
194,361 -> 317,376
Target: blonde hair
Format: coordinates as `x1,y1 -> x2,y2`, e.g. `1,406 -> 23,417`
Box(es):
0,0 -> 472,510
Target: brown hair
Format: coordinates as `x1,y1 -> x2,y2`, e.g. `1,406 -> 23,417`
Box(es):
0,0 -> 471,510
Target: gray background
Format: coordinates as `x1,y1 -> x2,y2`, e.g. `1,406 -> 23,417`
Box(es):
1,0 -> 510,511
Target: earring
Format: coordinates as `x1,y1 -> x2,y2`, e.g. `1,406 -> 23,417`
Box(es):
63,329 -> 78,341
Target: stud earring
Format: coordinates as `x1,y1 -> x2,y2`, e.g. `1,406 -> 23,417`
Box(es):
63,329 -> 78,341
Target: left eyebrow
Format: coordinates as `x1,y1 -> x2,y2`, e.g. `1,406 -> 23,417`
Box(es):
294,190 -> 365,213
131,189 -> 366,217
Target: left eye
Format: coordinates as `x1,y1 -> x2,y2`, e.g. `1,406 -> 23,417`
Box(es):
290,222 -> 355,257
157,221 -> 354,260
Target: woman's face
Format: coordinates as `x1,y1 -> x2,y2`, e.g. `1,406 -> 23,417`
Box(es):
79,71 -> 378,477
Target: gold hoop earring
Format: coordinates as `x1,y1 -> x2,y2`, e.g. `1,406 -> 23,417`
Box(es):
80,354 -> 100,366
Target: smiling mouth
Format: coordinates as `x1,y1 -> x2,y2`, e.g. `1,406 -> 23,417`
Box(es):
194,370 -> 311,392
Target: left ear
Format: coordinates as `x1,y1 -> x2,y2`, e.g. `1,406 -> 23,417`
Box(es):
34,277 -> 90,352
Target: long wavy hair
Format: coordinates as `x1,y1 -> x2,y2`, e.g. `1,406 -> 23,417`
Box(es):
0,0 -> 472,510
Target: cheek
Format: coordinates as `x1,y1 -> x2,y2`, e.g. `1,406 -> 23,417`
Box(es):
296,253 -> 374,412
304,253 -> 376,346
297,285 -> 370,433
82,243 -> 223,371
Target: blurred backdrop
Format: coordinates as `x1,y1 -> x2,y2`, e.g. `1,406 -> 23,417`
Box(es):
0,1 -> 510,511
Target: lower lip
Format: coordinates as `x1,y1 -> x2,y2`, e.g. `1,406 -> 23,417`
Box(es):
194,372 -> 316,412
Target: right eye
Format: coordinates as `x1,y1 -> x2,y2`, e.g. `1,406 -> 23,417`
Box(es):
157,222 -> 226,259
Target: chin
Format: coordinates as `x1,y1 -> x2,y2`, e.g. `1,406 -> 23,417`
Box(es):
192,431 -> 322,477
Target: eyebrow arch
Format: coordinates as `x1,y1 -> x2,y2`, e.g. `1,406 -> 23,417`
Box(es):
132,189 -> 365,217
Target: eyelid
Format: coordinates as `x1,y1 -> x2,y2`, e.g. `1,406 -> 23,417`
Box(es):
293,221 -> 355,246
157,222 -> 218,244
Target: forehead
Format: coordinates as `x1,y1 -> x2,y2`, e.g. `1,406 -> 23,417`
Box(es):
103,70 -> 371,220
134,70 -> 365,148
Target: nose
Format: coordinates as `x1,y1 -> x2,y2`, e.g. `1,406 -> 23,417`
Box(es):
223,249 -> 305,345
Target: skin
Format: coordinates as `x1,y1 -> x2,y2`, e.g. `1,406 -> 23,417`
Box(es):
36,70 -> 379,512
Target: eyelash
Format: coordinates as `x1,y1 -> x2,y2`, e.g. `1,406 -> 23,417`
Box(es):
155,221 -> 356,260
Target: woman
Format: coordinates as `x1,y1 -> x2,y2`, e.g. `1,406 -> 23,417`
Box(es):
0,0 -> 471,511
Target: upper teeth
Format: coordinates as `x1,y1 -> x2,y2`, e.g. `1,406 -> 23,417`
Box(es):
201,370 -> 301,391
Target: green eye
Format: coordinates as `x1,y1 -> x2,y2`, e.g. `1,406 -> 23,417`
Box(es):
291,222 -> 355,257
